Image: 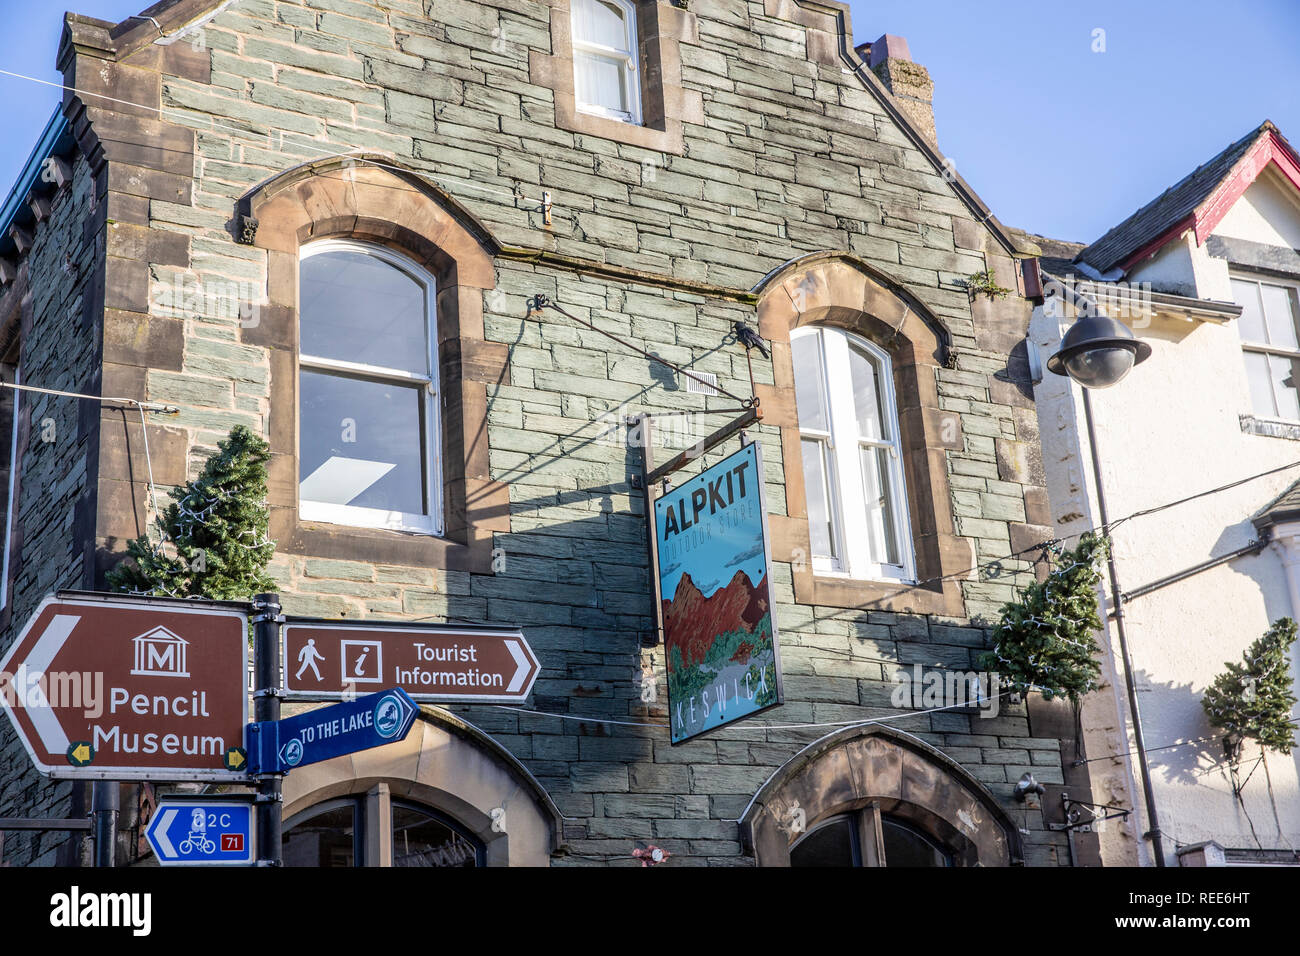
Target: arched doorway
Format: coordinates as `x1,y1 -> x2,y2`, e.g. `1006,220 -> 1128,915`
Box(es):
281,707 -> 562,867
739,724 -> 1024,866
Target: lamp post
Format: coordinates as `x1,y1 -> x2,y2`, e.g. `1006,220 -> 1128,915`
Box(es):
1047,299 -> 1166,867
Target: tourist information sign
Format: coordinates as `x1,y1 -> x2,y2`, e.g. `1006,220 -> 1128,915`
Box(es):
283,621 -> 539,704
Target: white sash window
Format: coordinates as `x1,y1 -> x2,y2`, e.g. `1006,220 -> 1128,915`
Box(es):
791,327 -> 915,582
571,0 -> 641,124
298,240 -> 442,535
1232,273 -> 1300,422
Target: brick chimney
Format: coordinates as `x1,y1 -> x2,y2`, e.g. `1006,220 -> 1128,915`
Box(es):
855,34 -> 937,146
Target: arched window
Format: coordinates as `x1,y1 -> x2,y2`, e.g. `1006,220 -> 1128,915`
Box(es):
790,326 -> 914,581
391,801 -> 483,868
298,240 -> 442,535
283,796 -> 483,867
789,810 -> 954,868
571,0 -> 641,124
282,797 -> 360,867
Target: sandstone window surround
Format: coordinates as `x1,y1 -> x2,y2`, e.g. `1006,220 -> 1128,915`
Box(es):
755,253 -> 970,617
530,0 -> 702,155
235,155 -> 510,574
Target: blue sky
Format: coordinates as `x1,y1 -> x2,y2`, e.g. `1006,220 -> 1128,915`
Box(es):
1,1 -> 1297,244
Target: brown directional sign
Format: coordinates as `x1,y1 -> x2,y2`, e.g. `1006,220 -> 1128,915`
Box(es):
283,622 -> 540,704
0,595 -> 250,781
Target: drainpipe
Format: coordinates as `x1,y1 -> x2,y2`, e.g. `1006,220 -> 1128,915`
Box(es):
1081,388 -> 1167,866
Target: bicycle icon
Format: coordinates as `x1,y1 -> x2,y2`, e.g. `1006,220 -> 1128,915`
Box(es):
178,807 -> 216,855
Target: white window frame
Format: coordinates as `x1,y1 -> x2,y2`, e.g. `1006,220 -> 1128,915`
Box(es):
792,326 -> 915,583
0,366 -> 18,610
570,0 -> 642,125
1232,271 -> 1300,423
298,240 -> 443,536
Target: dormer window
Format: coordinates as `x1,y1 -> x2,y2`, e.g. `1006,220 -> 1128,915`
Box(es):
571,0 -> 641,124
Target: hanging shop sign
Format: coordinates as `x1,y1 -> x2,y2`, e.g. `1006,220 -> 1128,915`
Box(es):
654,441 -> 784,743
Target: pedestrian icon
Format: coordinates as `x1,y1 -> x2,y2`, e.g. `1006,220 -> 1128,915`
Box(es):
295,639 -> 324,682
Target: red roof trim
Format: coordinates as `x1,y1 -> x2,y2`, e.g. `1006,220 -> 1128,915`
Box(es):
1118,128 -> 1300,274
1117,214 -> 1195,273
1193,130 -> 1300,243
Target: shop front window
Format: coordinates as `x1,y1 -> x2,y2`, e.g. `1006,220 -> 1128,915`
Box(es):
283,796 -> 482,867
790,809 -> 953,867
283,798 -> 359,867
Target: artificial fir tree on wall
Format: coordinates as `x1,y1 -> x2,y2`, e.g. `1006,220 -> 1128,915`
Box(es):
1202,617 -> 1298,761
107,425 -> 276,600
980,533 -> 1108,702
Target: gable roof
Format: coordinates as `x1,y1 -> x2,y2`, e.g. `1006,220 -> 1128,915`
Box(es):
1077,121 -> 1300,276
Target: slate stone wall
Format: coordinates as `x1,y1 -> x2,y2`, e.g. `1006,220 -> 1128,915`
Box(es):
0,153 -> 101,867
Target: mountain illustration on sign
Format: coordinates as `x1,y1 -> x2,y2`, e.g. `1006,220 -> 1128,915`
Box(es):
663,570 -> 776,715
663,570 -> 768,665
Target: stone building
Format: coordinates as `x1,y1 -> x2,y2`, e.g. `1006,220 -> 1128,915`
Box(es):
0,0 -> 1074,867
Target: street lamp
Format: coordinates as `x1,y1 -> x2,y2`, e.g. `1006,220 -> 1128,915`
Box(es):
1046,301 -> 1165,866
1046,311 -> 1151,388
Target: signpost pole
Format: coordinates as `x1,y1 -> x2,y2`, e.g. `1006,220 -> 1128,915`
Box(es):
252,593 -> 283,866
91,782 -> 118,867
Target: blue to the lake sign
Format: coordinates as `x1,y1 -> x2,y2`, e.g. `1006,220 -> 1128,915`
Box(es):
246,687 -> 418,774
654,441 -> 784,743
145,796 -> 255,866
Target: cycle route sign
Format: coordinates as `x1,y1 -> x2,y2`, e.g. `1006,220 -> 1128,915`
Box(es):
144,795 -> 255,866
